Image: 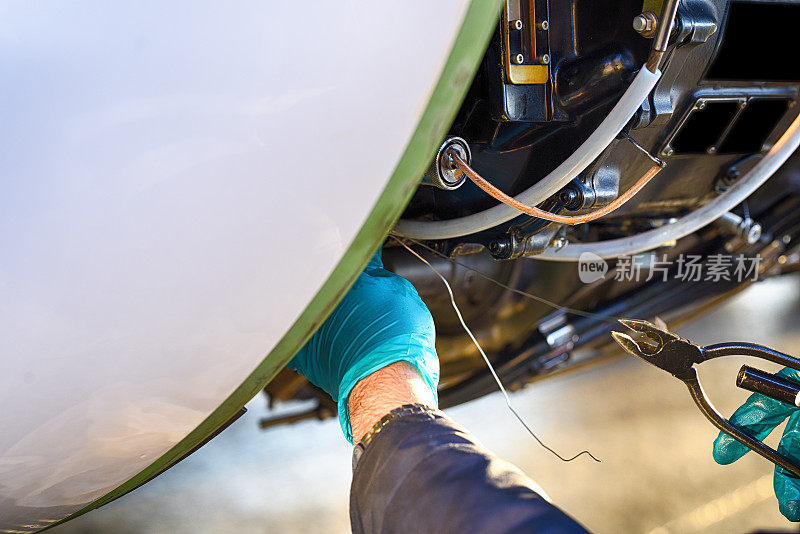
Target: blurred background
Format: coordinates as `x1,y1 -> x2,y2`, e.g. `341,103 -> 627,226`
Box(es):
54,272 -> 800,534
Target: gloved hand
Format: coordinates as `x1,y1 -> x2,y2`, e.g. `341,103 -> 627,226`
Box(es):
288,248 -> 439,443
713,367 -> 800,521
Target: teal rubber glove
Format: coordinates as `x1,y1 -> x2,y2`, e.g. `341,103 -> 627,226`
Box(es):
712,367 -> 800,521
288,249 -> 439,443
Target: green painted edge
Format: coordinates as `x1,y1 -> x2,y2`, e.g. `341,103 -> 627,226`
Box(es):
45,1 -> 502,529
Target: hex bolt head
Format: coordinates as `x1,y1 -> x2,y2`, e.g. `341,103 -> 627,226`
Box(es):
632,12 -> 658,38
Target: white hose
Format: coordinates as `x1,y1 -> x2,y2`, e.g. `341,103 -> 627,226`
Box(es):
395,67 -> 662,240
534,114 -> 800,261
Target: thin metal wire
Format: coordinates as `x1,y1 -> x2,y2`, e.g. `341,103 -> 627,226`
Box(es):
391,233 -> 626,325
620,132 -> 665,167
392,236 -> 600,463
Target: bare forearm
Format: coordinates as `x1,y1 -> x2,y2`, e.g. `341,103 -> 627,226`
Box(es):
348,361 -> 436,444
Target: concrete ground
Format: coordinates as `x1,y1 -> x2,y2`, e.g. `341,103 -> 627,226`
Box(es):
55,273 -> 800,533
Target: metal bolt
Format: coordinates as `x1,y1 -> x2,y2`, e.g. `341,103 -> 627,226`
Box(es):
697,101 -> 706,110
707,146 -> 717,154
539,54 -> 551,65
513,19 -> 523,30
538,20 -> 549,30
718,212 -> 762,245
746,223 -> 762,244
633,12 -> 658,38
663,146 -> 674,157
515,53 -> 525,64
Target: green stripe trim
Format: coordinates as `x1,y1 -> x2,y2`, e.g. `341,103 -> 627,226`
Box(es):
46,1 -> 502,529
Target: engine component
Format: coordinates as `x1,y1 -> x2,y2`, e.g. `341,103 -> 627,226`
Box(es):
554,46 -> 636,114
717,211 -> 762,245
395,65 -> 662,240
453,152 -> 664,225
633,11 -> 659,38
502,0 -> 551,85
664,97 -> 793,156
535,113 -> 800,260
422,136 -> 472,190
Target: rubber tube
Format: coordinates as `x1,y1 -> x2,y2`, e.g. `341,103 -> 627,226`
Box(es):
534,114 -> 800,261
394,66 -> 662,240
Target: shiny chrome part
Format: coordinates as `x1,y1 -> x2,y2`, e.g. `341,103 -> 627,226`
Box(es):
539,314 -> 577,352
718,212 -> 763,245
653,0 -> 679,52
633,11 -> 658,38
422,136 -> 472,191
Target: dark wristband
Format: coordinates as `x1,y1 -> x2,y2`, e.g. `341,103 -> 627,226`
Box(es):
352,403 -> 433,470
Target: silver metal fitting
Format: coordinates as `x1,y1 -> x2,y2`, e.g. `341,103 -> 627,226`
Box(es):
633,11 -> 658,38
422,136 -> 471,191
718,212 -> 762,245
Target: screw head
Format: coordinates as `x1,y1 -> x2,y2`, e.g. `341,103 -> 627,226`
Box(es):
515,53 -> 525,64
746,223 -> 762,244
539,20 -> 549,30
633,15 -> 648,32
540,54 -> 551,65
514,19 -> 523,30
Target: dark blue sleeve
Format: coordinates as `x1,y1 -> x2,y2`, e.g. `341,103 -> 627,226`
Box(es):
349,408 -> 589,534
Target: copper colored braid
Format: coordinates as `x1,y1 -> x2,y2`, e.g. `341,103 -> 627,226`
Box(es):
453,155 -> 664,225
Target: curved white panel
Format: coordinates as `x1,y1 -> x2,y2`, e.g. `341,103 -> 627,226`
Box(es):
0,1 -> 470,529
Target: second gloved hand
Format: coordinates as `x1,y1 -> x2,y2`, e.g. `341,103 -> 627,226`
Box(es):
713,367 -> 800,521
288,249 -> 439,443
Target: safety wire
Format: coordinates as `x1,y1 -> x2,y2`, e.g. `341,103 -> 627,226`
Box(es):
392,236 -> 600,463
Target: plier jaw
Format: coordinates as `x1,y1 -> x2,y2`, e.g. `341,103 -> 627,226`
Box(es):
611,317 -> 800,478
612,319 -> 704,381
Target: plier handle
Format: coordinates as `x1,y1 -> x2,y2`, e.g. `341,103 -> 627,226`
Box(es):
612,318 -> 800,477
